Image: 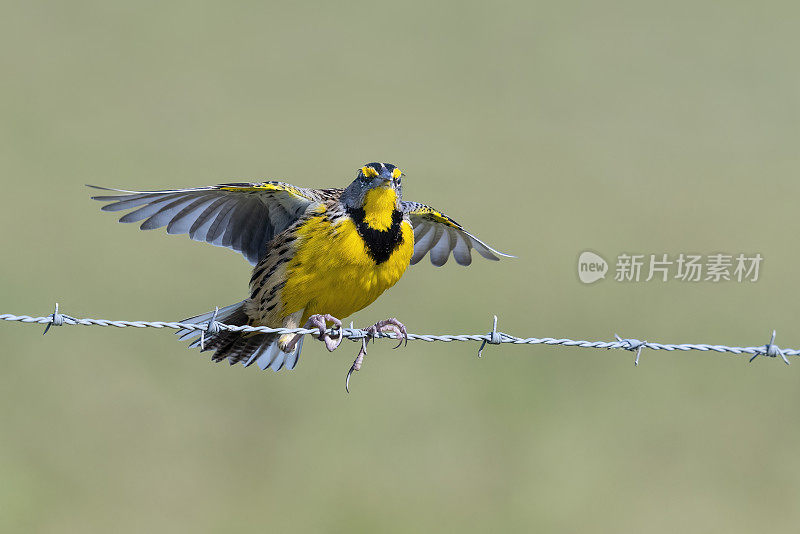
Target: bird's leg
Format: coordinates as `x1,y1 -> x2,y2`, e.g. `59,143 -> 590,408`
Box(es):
282,313 -> 343,353
345,317 -> 408,393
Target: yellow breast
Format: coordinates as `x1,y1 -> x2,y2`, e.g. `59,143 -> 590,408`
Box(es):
361,187 -> 397,230
281,210 -> 414,323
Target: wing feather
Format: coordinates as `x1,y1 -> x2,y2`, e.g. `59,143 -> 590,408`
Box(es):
429,227 -> 451,267
401,200 -> 512,267
116,193 -> 186,223
466,231 -> 504,261
167,196 -> 219,235
207,200 -> 238,245
224,200 -> 253,249
101,193 -> 173,212
90,182 -> 319,265
452,231 -> 473,266
231,201 -> 260,262
410,223 -> 437,265
188,197 -> 230,241
140,196 -> 205,231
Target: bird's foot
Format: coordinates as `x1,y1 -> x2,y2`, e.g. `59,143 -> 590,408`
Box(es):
345,317 -> 408,393
365,317 -> 408,348
283,313 -> 343,353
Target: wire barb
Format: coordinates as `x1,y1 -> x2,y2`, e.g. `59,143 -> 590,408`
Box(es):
200,306 -> 221,351
615,334 -> 647,366
750,330 -> 790,365
477,315 -> 501,358
42,302 -> 75,335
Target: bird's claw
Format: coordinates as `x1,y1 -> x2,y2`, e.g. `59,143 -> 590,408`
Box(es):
365,317 -> 408,349
344,317 -> 407,393
345,339 -> 367,394
305,313 -> 343,352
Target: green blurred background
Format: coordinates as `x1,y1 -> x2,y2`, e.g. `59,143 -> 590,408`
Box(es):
2,1 -> 799,532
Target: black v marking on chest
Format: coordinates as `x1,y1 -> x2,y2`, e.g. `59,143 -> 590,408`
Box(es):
347,208 -> 405,265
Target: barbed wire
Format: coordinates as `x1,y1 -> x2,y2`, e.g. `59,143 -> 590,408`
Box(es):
0,303 -> 793,367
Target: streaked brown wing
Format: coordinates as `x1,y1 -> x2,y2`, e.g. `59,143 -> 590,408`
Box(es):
90,181 -> 328,265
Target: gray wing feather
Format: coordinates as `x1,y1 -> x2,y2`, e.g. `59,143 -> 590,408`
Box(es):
208,201 -> 238,245
141,196 -> 206,231
188,197 -> 229,241
167,196 -> 219,235
90,183 -> 317,265
467,231 -> 504,261
102,193 -> 176,212
116,194 -> 186,223
452,231 -> 473,266
226,200 -> 253,249
410,224 -> 437,265
429,227 -> 451,267
247,216 -> 270,264
401,200 -> 513,267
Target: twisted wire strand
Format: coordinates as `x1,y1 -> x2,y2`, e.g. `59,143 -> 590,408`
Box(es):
0,305 -> 793,364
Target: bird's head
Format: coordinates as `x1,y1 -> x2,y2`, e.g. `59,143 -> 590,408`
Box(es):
341,162 -> 403,211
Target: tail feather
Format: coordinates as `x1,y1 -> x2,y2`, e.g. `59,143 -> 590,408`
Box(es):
284,336 -> 304,370
269,347 -> 287,371
244,343 -> 268,368
256,343 -> 282,370
216,335 -> 270,365
176,301 -> 305,372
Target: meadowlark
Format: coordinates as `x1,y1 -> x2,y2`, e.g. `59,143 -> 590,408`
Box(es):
90,162 -> 510,380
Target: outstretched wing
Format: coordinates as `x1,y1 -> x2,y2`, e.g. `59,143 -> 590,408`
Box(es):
90,182 -> 325,265
401,201 -> 513,266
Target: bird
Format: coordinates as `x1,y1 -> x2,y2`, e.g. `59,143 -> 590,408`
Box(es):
90,162 -> 511,383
